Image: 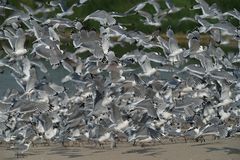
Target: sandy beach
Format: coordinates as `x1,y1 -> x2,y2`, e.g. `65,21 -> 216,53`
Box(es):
0,137 -> 239,160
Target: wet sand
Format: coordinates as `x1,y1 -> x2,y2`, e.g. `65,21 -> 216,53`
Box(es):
0,137 -> 239,160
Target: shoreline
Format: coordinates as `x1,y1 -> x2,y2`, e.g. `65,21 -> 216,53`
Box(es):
0,137 -> 239,160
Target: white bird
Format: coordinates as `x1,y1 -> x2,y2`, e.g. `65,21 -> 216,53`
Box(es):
137,10 -> 165,27
193,0 -> 220,19
14,28 -> 28,55
45,127 -> 58,140
84,10 -> 116,26
223,8 -> 240,21
165,0 -> 182,13
138,55 -> 157,77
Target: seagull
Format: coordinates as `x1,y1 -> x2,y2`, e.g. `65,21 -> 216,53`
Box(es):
137,55 -> 157,77
124,1 -> 147,15
0,0 -> 15,13
195,15 -> 212,33
166,27 -> 184,64
223,8 -> 240,21
165,0 -> 182,13
2,28 -> 27,56
13,28 -> 28,55
84,10 -> 116,26
186,30 -> 205,55
0,58 -> 22,75
32,42 -> 62,67
49,0 -> 67,13
211,21 -> 238,36
163,75 -> 182,90
137,10 -> 166,27
43,17 -> 76,29
148,0 -> 168,16
193,0 -> 220,19
134,99 -> 158,118
10,99 -> 49,113
109,102 -> 130,132
56,3 -> 78,18
134,123 -> 161,147
105,61 -> 125,82
12,141 -> 31,158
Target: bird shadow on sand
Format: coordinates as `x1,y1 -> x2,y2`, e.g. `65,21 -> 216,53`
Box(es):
2,152 -> 38,160
205,147 -> 240,155
191,141 -> 220,147
122,147 -> 165,156
47,146 -> 83,158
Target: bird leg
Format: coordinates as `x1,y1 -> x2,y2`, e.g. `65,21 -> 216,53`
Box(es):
46,139 -> 51,146
132,140 -> 137,146
213,135 -> 220,140
183,136 -> 188,143
77,139 -> 82,147
195,136 -> 205,143
169,137 -> 176,143
32,142 -> 36,147
62,140 -> 67,147
16,153 -> 19,158
99,142 -> 104,149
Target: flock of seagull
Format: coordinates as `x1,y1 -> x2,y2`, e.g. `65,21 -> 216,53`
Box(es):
0,0 -> 240,157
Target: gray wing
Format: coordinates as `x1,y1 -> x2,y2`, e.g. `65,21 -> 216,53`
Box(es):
26,68 -> 37,93
14,28 -> 27,54
110,103 -> 122,123
84,10 -> 116,26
